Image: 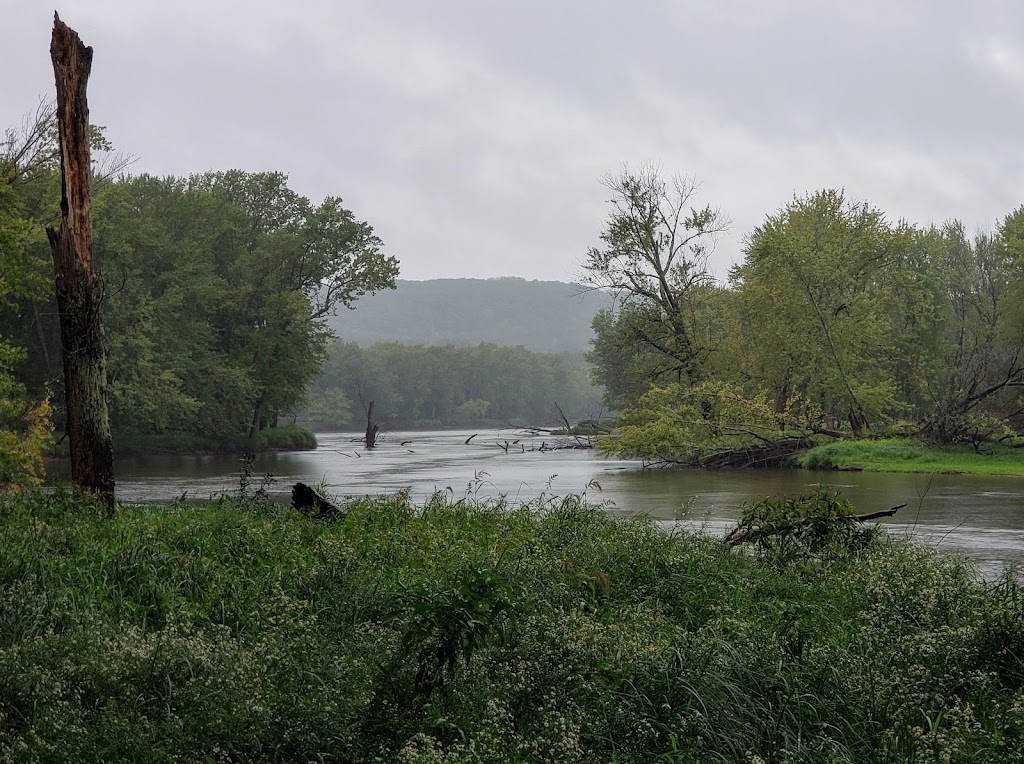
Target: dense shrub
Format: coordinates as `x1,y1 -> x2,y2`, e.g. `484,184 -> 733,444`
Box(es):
0,490 -> 1022,762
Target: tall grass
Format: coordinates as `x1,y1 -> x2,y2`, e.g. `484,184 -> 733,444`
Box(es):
0,489 -> 1022,762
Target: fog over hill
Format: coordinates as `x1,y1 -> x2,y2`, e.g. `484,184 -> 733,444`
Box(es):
326,278 -> 614,353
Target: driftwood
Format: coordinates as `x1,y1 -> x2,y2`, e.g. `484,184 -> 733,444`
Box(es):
470,435 -> 592,452
538,440 -> 593,451
554,401 -> 590,448
292,482 -> 344,520
726,503 -> 907,545
46,15 -> 115,511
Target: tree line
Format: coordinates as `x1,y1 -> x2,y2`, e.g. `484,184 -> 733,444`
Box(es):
302,340 -> 603,431
0,105 -> 397,479
584,166 -> 1024,463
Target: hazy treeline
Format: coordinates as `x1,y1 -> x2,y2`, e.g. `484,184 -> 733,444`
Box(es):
302,340 -> 604,431
585,171 -> 1024,461
0,106 -> 396,460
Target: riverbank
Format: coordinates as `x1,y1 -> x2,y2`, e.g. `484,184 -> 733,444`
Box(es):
796,437 -> 1024,476
2,490 -> 1022,762
47,424 -> 318,458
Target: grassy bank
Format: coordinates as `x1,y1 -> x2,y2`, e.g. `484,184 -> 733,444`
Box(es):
796,437 -> 1024,476
2,491 -> 1023,762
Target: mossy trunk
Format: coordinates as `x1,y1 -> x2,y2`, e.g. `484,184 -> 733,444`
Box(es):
45,15 -> 115,511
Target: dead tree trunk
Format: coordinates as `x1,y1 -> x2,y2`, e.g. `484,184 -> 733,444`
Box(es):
45,15 -> 115,511
365,400 -> 378,449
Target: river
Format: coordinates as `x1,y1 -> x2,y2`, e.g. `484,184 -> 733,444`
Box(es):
51,429 -> 1024,576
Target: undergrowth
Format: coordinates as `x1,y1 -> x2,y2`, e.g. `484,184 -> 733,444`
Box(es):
107,423 -> 318,457
0,489 -> 1022,762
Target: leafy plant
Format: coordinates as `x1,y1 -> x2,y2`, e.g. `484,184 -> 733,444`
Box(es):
0,345 -> 53,489
733,487 -> 880,562
397,563 -> 519,696
599,379 -> 819,467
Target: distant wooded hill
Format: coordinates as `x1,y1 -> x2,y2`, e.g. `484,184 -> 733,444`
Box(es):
325,278 -> 614,352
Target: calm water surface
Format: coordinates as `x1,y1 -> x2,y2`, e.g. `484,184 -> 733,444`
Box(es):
54,429 -> 1024,575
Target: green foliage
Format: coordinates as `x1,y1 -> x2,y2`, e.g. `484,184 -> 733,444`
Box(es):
881,418 -> 920,439
599,379 -> 815,465
734,190 -> 922,434
914,221 -> 1024,444
396,563 -> 519,697
0,345 -> 53,488
581,166 -> 729,396
963,411 -> 1016,453
0,112 -> 56,487
451,398 -> 490,425
99,171 -> 396,440
251,423 -> 317,451
734,488 -> 880,563
592,181 -> 1024,458
1,491 -> 1024,761
112,423 -> 317,457
588,302 -> 677,409
0,155 -> 397,450
298,387 -> 354,431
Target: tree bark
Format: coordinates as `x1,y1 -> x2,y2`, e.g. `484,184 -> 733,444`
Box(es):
45,15 -> 115,511
364,400 -> 377,449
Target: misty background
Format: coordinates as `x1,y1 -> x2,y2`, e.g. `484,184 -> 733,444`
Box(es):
4,0 -> 1022,284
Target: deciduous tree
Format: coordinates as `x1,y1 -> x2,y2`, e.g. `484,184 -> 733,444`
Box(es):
581,165 -> 728,395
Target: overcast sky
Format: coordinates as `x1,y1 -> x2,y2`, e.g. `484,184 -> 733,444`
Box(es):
3,1 -> 1023,282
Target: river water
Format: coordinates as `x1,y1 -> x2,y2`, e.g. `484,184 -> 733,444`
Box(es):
54,429 -> 1024,576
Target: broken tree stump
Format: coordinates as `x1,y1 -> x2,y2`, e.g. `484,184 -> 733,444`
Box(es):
46,14 -> 115,511
291,482 -> 344,520
365,400 -> 378,449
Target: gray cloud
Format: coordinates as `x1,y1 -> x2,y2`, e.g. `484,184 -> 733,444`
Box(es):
3,0 -> 1024,281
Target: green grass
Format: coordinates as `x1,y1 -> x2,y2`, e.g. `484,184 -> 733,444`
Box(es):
2,489 -> 1023,762
796,437 -> 1024,475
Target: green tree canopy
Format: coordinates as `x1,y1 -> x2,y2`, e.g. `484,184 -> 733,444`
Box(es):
733,190 -> 925,435
582,165 -> 729,395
